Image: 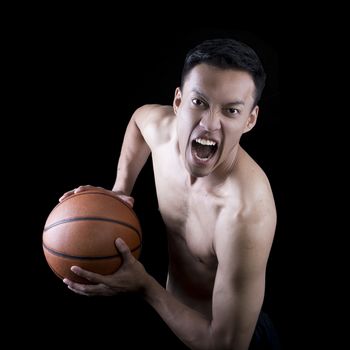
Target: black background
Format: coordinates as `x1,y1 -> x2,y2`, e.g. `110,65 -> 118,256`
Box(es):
13,25 -> 285,349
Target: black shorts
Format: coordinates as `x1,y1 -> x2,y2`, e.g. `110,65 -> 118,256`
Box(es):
249,312 -> 281,350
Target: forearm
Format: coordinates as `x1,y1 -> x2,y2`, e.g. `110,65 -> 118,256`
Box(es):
113,116 -> 150,195
143,276 -> 214,350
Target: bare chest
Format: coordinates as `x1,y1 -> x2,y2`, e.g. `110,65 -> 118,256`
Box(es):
152,146 -> 223,265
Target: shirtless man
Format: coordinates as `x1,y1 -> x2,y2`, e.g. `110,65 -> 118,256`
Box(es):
60,38 -> 278,350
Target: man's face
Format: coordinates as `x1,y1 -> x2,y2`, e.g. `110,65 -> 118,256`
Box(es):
174,63 -> 259,178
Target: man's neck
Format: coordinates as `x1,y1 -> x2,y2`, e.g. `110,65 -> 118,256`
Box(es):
188,146 -> 240,193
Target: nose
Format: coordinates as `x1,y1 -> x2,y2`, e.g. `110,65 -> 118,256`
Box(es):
199,111 -> 221,132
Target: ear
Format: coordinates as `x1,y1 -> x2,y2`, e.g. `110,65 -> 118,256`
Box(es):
243,106 -> 259,133
173,87 -> 182,115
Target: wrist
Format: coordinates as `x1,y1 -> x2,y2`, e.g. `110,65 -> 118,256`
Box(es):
113,176 -> 133,196
112,182 -> 129,194
112,189 -> 129,196
140,273 -> 159,301
111,189 -> 134,207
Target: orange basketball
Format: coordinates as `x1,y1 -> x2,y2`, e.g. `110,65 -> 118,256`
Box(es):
42,190 -> 142,284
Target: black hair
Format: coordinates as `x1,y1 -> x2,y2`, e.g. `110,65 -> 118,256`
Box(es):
181,38 -> 266,106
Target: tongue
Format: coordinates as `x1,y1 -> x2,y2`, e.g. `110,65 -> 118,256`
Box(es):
195,144 -> 214,159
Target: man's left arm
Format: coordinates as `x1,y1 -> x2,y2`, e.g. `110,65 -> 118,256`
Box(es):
142,214 -> 275,350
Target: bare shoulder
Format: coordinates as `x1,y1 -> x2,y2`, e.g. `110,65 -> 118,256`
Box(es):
234,147 -> 276,213
133,104 -> 175,148
215,148 -> 277,268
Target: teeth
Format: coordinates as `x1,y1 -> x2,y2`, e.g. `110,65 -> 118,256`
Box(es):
195,138 -> 216,146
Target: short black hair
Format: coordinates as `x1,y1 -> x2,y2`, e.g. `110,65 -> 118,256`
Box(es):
181,38 -> 266,106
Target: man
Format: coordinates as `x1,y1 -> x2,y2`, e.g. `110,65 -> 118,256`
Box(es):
60,38 -> 279,349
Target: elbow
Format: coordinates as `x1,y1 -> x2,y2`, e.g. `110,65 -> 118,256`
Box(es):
208,338 -> 235,350
206,327 -> 246,350
189,334 -> 239,350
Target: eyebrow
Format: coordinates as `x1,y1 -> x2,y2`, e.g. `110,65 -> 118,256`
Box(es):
191,89 -> 245,106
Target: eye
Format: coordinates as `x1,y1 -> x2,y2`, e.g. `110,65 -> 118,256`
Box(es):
226,107 -> 240,116
192,98 -> 205,107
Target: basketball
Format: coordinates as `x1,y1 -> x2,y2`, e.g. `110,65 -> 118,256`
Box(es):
42,189 -> 142,284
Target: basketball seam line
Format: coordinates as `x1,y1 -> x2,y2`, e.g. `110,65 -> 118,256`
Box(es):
44,217 -> 141,240
42,242 -> 142,259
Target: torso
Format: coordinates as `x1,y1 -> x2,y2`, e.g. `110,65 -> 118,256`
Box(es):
152,137 -> 220,316
139,105 -> 275,318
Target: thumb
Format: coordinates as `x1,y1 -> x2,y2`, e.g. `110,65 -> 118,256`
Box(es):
115,238 -> 133,261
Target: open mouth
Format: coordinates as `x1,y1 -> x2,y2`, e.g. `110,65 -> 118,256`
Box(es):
191,138 -> 218,162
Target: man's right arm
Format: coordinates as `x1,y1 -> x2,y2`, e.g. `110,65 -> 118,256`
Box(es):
112,104 -> 158,196
59,105 -> 160,204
